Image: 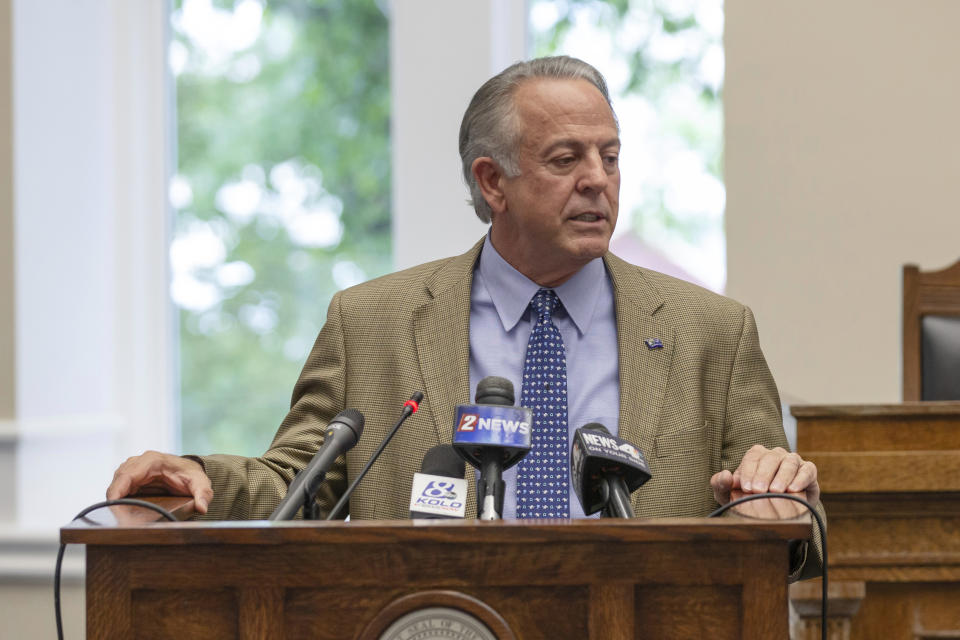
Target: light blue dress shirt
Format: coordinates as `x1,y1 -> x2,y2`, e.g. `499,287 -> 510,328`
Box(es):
468,234 -> 621,518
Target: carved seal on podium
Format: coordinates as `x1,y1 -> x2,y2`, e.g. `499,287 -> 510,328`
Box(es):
359,590 -> 516,640
379,607 -> 496,640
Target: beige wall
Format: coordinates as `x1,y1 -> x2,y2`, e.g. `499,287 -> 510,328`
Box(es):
725,0 -> 960,404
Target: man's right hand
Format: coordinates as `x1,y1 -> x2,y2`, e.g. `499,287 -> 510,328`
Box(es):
106,451 -> 213,514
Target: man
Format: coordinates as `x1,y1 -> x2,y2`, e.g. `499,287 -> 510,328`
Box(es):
108,56 -> 823,579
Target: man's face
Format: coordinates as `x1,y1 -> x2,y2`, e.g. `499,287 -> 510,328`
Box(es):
488,78 -> 620,287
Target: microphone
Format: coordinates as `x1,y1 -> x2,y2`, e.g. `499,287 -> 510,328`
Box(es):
452,376 -> 532,520
571,423 -> 651,519
325,391 -> 424,520
409,445 -> 467,519
269,409 -> 365,521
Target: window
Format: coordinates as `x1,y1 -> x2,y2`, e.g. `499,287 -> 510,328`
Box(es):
170,0 -> 391,455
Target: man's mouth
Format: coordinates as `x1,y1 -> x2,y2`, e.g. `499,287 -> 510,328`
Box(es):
571,212 -> 604,222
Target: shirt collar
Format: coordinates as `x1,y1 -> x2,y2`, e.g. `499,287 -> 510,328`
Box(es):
478,233 -> 606,335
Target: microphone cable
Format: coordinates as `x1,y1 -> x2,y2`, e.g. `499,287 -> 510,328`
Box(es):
55,498 -> 177,640
709,493 -> 827,640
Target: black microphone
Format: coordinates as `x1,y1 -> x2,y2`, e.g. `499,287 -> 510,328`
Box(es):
325,391 -> 424,520
571,423 -> 651,519
452,376 -> 532,520
269,409 -> 365,521
409,445 -> 467,519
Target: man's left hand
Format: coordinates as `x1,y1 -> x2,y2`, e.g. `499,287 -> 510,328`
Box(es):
710,445 -> 819,507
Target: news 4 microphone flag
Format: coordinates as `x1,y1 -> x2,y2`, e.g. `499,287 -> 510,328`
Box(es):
571,427 -> 652,515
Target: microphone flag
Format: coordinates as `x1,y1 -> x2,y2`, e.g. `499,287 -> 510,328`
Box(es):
571,426 -> 652,516
452,404 -> 532,470
409,474 -> 467,518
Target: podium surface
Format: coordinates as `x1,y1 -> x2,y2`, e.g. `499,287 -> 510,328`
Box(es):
63,508 -> 807,640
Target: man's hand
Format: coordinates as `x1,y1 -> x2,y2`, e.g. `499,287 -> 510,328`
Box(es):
710,445 -> 819,508
106,451 -> 213,514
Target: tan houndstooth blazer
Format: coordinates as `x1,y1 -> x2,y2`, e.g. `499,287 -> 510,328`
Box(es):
197,238 -> 824,580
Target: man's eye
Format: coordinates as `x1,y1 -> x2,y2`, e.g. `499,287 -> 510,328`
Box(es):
604,155 -> 619,165
554,156 -> 576,166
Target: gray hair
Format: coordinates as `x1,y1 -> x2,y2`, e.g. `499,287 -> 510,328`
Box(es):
458,56 -> 617,223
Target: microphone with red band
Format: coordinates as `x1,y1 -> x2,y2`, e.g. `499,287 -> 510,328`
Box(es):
325,391 -> 424,520
571,422 -> 651,519
404,395 -> 421,414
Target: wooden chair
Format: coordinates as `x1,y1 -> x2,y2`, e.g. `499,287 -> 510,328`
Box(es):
903,259 -> 960,400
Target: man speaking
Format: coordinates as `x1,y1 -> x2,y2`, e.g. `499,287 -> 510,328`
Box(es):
108,56 -> 823,580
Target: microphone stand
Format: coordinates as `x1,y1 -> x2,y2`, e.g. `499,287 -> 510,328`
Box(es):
478,450 -> 505,520
597,476 -> 635,519
303,486 -> 322,520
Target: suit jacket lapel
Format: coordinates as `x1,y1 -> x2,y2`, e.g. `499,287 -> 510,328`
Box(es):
605,254 -> 675,454
412,240 -> 484,445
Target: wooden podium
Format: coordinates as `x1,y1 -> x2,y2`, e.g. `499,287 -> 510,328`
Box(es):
62,502 -> 808,640
790,402 -> 960,639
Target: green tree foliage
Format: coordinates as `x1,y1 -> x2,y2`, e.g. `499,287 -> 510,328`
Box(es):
172,0 -> 390,455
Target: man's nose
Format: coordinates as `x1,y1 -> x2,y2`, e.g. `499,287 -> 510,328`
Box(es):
576,152 -> 609,193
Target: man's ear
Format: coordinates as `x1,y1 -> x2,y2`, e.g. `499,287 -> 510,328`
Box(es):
471,157 -> 508,216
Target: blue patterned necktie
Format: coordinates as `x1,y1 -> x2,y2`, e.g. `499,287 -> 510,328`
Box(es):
516,288 -> 570,518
